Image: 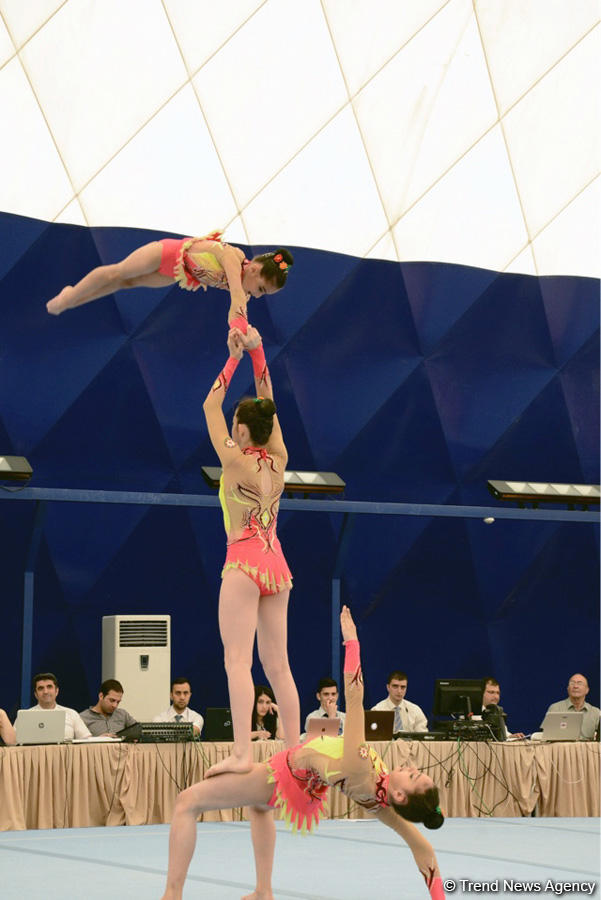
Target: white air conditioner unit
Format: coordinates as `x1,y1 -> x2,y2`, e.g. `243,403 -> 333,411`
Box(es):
102,615 -> 171,720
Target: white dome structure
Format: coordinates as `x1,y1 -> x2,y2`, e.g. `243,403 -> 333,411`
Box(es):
0,0 -> 598,276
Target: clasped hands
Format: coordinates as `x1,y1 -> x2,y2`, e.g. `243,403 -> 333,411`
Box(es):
227,324 -> 262,359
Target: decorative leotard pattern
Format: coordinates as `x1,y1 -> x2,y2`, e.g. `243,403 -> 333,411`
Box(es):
159,231 -> 248,293
266,734 -> 390,833
220,447 -> 292,596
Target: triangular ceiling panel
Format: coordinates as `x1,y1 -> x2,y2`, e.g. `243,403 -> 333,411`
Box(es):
401,260 -> 500,355
30,341 -> 177,490
558,334 -> 601,482
424,274 -> 560,477
0,2 -> 596,276
464,374 -> 585,487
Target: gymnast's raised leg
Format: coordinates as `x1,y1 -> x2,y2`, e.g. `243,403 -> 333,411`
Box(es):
160,764 -> 273,900
46,241 -> 169,314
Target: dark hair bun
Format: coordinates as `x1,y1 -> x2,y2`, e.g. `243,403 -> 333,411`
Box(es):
256,398 -> 276,418
275,248 -> 293,267
423,810 -> 444,830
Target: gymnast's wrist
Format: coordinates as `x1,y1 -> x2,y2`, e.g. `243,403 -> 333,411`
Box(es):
222,355 -> 240,381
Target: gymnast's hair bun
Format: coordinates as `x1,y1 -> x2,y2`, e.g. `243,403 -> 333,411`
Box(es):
423,808 -> 445,830
255,397 -> 276,418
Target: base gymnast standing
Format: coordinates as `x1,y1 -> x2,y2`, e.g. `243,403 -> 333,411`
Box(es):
160,606 -> 446,900
46,230 -> 293,320
202,324 -> 300,779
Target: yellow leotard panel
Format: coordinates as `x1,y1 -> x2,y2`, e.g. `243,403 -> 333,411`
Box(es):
219,474 -> 230,536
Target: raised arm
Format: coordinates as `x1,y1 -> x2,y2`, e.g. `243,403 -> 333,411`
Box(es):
238,326 -> 286,460
191,238 -> 249,325
375,807 -> 445,899
202,331 -> 244,467
340,605 -> 366,767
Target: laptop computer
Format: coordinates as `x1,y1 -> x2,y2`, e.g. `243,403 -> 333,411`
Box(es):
307,717 -> 341,738
15,709 -> 66,744
364,710 -> 394,741
540,711 -> 584,741
202,708 -> 233,741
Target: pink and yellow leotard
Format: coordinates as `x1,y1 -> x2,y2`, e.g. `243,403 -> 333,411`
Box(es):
158,231 -> 247,293
265,640 -> 389,833
219,447 -> 292,597
264,639 -> 446,898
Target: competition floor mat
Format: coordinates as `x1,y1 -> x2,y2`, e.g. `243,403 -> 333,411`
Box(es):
0,817 -> 598,899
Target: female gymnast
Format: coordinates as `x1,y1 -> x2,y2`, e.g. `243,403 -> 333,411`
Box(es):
251,685 -> 283,741
160,606 -> 446,900
45,231 -> 293,319
202,324 -> 299,778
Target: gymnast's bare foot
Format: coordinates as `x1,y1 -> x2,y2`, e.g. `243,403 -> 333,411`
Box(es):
205,751 -> 253,778
242,890 -> 274,900
47,286 -> 74,315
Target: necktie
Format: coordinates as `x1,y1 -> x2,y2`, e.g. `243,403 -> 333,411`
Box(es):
393,706 -> 403,733
175,714 -> 183,722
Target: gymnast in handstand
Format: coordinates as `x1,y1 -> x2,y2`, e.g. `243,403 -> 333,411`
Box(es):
202,324 -> 299,780
160,606 -> 445,900
46,230 -> 293,318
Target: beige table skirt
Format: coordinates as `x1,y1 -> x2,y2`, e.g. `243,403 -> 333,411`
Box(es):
1,740 -> 598,831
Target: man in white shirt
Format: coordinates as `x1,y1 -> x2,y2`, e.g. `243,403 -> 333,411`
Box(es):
371,670 -> 428,733
31,672 -> 91,740
304,678 -> 345,735
153,677 -> 204,736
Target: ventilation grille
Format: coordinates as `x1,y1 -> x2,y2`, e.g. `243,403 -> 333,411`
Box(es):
118,620 -> 168,647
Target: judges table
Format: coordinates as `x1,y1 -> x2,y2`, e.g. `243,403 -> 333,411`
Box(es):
0,739 -> 598,831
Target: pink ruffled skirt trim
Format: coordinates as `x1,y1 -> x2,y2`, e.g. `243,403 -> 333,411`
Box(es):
158,231 -> 223,291
267,748 -> 329,834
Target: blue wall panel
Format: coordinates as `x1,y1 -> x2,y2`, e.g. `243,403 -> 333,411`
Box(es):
0,212 -> 598,734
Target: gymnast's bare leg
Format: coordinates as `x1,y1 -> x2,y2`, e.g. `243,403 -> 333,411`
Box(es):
243,589 -> 299,897
205,576 -> 300,778
160,764 -> 273,900
205,569 -> 260,777
46,241 -> 171,314
243,805 -> 276,900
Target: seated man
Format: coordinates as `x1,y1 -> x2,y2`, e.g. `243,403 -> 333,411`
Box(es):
472,678 -> 524,739
153,677 -> 204,736
31,672 -> 91,740
541,673 -> 600,740
80,679 -> 137,736
304,677 -> 345,735
371,670 -> 428,734
0,708 -> 16,745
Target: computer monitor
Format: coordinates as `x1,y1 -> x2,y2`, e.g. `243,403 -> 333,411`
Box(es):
432,678 -> 485,718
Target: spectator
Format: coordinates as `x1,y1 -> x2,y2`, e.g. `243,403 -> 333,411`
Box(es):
251,684 -> 283,740
541,673 -> 600,741
153,678 -> 204,736
80,679 -> 136,736
473,678 -> 524,739
304,677 -> 345,735
371,670 -> 428,734
31,672 -> 91,740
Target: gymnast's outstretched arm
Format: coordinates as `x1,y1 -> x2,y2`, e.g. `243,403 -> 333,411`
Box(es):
376,805 -> 445,898
202,330 -> 244,468
233,325 -> 287,462
340,605 -> 366,770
